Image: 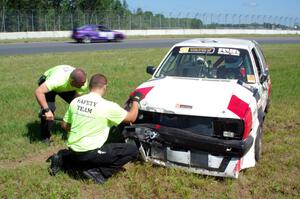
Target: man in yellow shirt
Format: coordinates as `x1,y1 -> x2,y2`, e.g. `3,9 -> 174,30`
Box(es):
49,73 -> 142,184
35,65 -> 88,144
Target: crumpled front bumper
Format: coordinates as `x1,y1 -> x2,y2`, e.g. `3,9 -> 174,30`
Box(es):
122,123 -> 253,178
123,123 -> 253,158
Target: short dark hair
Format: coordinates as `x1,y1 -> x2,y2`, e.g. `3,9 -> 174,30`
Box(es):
89,74 -> 107,89
70,68 -> 86,83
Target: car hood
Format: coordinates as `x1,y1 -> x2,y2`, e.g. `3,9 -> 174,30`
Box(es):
135,77 -> 255,119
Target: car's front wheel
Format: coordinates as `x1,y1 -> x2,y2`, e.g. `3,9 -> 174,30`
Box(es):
82,36 -> 91,43
255,125 -> 263,162
113,35 -> 122,42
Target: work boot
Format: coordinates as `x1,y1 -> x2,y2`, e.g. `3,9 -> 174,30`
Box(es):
47,153 -> 62,176
82,168 -> 107,184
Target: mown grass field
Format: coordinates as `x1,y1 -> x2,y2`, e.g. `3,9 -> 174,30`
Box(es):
0,44 -> 299,198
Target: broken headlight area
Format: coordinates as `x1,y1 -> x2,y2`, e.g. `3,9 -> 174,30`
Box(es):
136,111 -> 245,140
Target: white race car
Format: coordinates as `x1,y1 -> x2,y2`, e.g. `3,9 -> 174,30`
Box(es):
123,38 -> 271,178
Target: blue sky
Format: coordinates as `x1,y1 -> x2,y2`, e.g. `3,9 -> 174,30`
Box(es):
126,0 -> 300,18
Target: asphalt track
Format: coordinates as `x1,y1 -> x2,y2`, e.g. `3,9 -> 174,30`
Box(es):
0,37 -> 300,55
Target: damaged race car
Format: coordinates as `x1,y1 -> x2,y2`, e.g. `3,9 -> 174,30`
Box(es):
123,38 -> 271,178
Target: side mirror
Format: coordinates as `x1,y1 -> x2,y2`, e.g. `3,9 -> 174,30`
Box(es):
260,70 -> 269,83
146,65 -> 156,75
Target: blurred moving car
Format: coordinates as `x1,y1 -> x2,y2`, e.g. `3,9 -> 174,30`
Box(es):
71,25 -> 125,43
123,38 -> 271,178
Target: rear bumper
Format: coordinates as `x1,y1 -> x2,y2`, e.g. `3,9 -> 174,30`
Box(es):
71,34 -> 80,40
123,123 -> 253,158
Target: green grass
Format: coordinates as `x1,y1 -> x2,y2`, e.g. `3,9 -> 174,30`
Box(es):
0,44 -> 299,198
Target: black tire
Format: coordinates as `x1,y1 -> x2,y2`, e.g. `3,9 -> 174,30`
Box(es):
82,36 -> 91,43
113,35 -> 122,42
255,125 -> 263,162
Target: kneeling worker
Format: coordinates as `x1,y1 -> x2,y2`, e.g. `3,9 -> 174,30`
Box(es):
49,73 -> 142,184
35,65 -> 88,144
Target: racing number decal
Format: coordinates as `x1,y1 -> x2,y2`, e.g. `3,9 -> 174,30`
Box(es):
218,48 -> 240,56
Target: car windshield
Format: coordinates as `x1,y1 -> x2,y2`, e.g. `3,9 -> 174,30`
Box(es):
78,25 -> 90,29
155,46 -> 255,83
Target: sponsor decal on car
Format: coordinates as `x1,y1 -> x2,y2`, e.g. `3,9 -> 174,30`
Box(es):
247,75 -> 256,83
218,48 -> 240,56
175,103 -> 193,109
179,47 -> 215,54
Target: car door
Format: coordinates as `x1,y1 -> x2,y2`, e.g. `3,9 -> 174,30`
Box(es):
251,46 -> 269,112
98,26 -> 114,40
90,26 -> 99,39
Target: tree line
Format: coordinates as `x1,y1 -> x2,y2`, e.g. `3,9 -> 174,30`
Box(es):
0,0 -> 203,31
0,0 -> 128,14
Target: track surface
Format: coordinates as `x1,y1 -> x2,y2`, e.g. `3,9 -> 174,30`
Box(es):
0,37 -> 300,55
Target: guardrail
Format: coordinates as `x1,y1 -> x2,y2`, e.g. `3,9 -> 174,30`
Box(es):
0,29 -> 299,40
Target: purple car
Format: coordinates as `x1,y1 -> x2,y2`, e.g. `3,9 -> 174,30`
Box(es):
71,25 -> 125,43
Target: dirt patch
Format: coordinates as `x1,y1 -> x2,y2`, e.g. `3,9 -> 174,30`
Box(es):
0,146 -> 63,170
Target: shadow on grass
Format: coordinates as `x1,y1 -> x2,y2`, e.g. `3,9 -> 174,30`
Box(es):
25,120 -> 67,143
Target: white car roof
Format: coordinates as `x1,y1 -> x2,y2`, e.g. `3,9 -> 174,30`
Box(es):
174,38 -> 256,51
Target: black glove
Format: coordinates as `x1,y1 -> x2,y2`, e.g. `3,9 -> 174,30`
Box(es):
130,91 -> 144,103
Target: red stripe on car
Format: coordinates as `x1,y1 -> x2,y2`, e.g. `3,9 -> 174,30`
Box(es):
130,86 -> 154,99
234,160 -> 241,176
228,95 -> 252,140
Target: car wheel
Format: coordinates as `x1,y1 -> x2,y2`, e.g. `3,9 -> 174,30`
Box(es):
113,35 -> 122,42
82,36 -> 91,43
255,125 -> 263,162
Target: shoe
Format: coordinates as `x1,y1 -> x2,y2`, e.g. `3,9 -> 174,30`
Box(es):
82,168 -> 107,184
47,153 -> 62,176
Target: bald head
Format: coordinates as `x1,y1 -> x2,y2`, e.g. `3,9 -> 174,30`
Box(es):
70,68 -> 86,88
